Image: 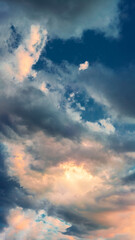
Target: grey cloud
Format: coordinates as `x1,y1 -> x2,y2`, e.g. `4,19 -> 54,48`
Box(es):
105,134 -> 135,153
0,86 -> 86,140
0,1 -> 10,22
48,206 -> 107,237
26,135 -> 110,171
64,224 -> 99,237
0,143 -> 43,232
77,64 -> 135,122
5,0 -> 121,39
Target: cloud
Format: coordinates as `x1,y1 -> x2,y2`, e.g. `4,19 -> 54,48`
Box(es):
2,103 -> 135,240
5,0 -> 121,39
0,207 -> 74,240
0,142 -> 44,232
79,61 -> 89,71
5,133 -> 135,239
86,118 -> 115,134
7,140 -> 106,206
0,37 -> 89,141
4,25 -> 47,81
74,63 -> 135,123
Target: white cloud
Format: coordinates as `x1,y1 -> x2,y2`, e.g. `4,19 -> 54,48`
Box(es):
3,24 -> 47,82
5,0 -> 121,39
87,118 -> 115,134
79,61 -> 89,71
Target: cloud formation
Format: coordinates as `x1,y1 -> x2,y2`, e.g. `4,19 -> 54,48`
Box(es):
0,207 -> 74,240
5,0 -> 121,39
70,63 -> 135,123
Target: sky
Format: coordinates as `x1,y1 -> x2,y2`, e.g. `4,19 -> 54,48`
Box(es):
0,0 -> 135,239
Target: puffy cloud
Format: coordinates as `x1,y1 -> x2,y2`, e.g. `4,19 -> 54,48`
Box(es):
4,132 -> 134,238
5,138 -> 135,239
0,142 -> 45,232
79,61 -> 89,71
0,207 -> 74,240
6,140 -> 105,206
0,86 -> 88,140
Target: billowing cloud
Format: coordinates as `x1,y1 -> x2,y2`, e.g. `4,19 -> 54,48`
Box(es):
6,139 -> 106,205
70,63 -> 135,123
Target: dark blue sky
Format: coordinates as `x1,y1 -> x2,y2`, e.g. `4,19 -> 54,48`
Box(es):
33,0 -> 135,126
37,0 -> 135,70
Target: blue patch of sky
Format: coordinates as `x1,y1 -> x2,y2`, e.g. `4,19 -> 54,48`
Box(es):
34,0 -> 135,70
80,98 -> 106,122
65,86 -> 106,122
33,0 -> 135,123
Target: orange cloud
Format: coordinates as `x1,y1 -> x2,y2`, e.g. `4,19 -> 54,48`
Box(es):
6,135 -> 135,239
88,206 -> 135,240
7,140 -> 105,206
0,207 -> 74,240
79,61 -> 89,71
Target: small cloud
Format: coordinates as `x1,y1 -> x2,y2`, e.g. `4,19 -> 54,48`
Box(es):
69,92 -> 75,98
79,61 -> 89,71
40,82 -> 49,94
